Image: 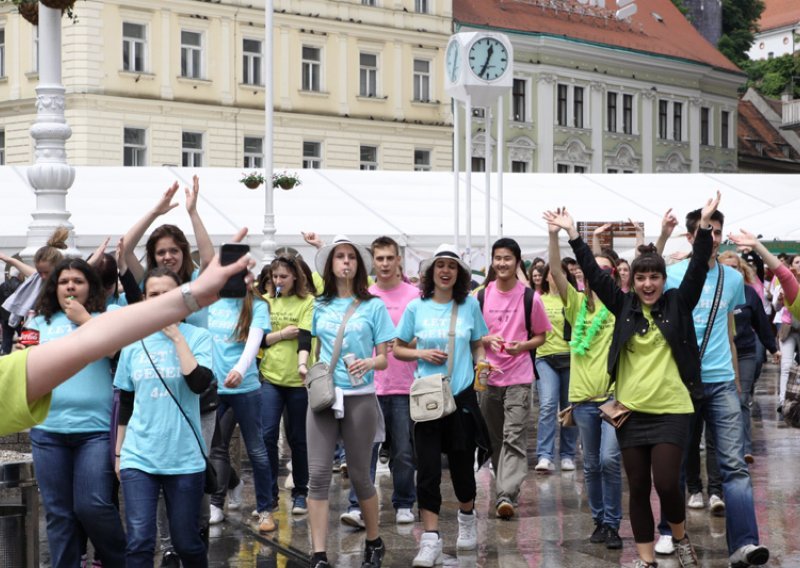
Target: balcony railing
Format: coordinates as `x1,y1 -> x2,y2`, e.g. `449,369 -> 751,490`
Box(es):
783,99 -> 800,128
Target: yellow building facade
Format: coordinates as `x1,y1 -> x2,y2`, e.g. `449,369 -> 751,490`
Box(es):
0,0 -> 454,170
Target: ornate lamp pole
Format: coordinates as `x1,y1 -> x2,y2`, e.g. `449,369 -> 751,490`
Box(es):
261,0 -> 276,265
22,2 -> 76,261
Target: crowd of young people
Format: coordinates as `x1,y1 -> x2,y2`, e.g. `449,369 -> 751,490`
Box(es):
0,187 -> 780,568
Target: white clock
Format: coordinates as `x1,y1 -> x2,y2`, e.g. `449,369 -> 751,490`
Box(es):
444,32 -> 513,106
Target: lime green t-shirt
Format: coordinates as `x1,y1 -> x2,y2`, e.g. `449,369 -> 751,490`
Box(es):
0,350 -> 51,436
537,293 -> 570,357
615,305 -> 693,414
259,294 -> 314,387
564,286 -> 615,402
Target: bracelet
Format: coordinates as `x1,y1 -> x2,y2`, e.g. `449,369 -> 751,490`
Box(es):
180,283 -> 201,313
279,330 -> 284,340
115,454 -> 121,457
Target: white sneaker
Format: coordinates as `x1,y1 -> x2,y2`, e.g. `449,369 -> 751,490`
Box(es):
729,544 -> 769,567
456,510 -> 477,550
227,479 -> 244,510
339,509 -> 365,529
412,532 -> 443,567
534,458 -> 554,473
560,458 -> 576,471
655,534 -> 675,555
250,508 -> 259,519
209,504 -> 225,525
687,492 -> 705,509
709,494 -> 726,515
396,508 -> 415,524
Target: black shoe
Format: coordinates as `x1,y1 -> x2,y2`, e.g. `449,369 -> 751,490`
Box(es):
378,444 -> 390,464
605,526 -> 623,550
590,523 -> 606,544
311,561 -> 331,568
160,550 -> 180,568
362,539 -> 385,568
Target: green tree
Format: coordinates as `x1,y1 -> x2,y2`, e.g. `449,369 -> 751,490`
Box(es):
741,54 -> 800,98
718,0 -> 766,66
670,0 -> 689,17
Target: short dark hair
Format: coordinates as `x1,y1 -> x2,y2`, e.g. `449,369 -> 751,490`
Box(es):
685,208 -> 724,234
371,236 -> 400,256
491,238 -> 522,265
630,244 -> 667,279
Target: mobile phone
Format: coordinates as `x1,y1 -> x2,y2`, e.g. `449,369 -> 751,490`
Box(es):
219,243 -> 250,298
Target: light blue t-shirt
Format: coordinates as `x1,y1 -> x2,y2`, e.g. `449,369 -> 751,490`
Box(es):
312,297 -> 396,391
667,259 -> 745,383
114,323 -> 212,475
29,308 -> 118,434
396,297 -> 489,395
209,297 -> 270,395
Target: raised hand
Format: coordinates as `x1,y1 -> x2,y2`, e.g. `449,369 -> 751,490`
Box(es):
542,207 -> 577,236
727,229 -> 758,249
153,182 -> 180,216
661,208 -> 678,236
185,175 -> 200,215
115,237 -> 128,275
301,231 -> 324,249
700,190 -> 722,226
87,237 -> 111,266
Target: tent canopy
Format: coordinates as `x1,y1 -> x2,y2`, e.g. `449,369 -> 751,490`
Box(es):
1,167 -> 797,269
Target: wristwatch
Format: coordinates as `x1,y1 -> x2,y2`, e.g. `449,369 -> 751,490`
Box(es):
180,282 -> 201,313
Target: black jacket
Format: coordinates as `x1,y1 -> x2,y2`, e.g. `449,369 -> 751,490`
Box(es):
733,284 -> 777,356
568,227 -> 713,400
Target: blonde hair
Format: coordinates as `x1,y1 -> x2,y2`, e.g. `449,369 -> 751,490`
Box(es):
718,251 -> 756,285
33,227 -> 69,267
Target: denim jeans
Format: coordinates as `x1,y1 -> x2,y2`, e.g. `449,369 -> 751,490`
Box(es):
685,412 -> 722,497
534,359 -> 577,461
348,394 -> 416,511
30,429 -> 126,568
121,468 -> 206,568
210,390 -> 273,512
738,354 -> 758,457
572,402 -> 623,529
260,381 -> 309,501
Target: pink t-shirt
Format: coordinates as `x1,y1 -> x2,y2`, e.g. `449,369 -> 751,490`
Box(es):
481,281 -> 552,387
369,281 -> 420,395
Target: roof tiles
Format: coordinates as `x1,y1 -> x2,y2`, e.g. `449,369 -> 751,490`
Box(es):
738,99 -> 799,161
758,0 -> 800,33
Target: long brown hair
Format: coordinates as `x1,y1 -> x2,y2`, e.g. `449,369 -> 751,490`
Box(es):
146,224 -> 194,283
232,289 -> 265,343
270,256 -> 309,299
35,258 -> 107,324
319,244 -> 374,303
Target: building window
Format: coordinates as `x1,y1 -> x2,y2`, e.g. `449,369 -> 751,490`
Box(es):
414,149 -> 431,171
303,141 -> 322,169
607,93 -> 617,133
557,164 -> 586,173
0,130 -> 5,165
0,28 -> 5,77
360,145 -> 378,170
243,137 -> 263,168
415,0 -> 429,13
413,59 -> 430,102
359,53 -> 377,97
557,84 -> 568,126
181,131 -> 203,167
122,22 -> 146,73
658,100 -> 668,140
511,161 -> 528,172
622,94 -> 633,134
512,79 -> 526,122
472,157 -> 486,172
673,102 -> 682,142
701,107 -> 710,146
721,111 -> 730,149
472,108 -> 485,118
573,86 -> 584,129
302,46 -> 321,92
123,127 -> 147,166
243,39 -> 263,86
362,0 -> 377,5
180,30 -> 203,79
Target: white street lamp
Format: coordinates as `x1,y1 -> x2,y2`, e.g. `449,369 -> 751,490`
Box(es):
261,0 -> 276,265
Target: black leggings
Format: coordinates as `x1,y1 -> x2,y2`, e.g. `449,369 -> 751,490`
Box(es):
621,443 -> 685,543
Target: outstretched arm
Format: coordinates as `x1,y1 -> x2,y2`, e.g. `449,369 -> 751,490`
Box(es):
677,192 -> 720,309
0,254 -> 35,278
591,223 -> 611,256
655,208 -> 678,257
25,229 -> 252,403
185,176 -> 214,272
122,182 -> 181,282
729,229 -> 798,307
547,225 -> 570,304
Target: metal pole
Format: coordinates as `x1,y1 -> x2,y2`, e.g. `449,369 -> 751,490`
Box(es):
497,94 -> 504,238
465,95 -> 473,266
484,107 -> 491,273
453,99 -> 460,250
23,3 -> 76,262
261,0 -> 276,265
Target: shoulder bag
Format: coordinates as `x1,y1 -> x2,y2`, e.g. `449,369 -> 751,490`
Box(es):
409,303 -> 459,423
141,342 -> 218,494
306,300 -> 359,412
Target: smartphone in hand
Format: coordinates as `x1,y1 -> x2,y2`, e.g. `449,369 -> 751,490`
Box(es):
219,243 -> 250,298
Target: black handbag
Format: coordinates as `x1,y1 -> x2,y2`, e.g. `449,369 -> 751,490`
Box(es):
141,341 -> 218,494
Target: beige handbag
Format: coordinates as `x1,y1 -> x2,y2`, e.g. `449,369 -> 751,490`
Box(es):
307,301 -> 359,412
410,303 -> 459,423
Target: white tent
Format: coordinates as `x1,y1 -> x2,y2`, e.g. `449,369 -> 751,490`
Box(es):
1,166 -> 798,271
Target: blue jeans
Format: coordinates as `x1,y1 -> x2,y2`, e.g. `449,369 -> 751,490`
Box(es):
30,429 -> 126,568
572,402 -> 623,529
210,390 -> 273,512
260,381 -> 309,501
738,354 -> 758,457
348,395 -> 416,511
535,359 -> 577,461
121,468 -> 206,568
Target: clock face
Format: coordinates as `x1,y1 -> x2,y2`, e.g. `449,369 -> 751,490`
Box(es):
446,40 -> 461,83
468,37 -> 509,82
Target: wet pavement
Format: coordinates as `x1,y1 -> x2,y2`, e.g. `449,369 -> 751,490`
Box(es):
38,363 -> 800,566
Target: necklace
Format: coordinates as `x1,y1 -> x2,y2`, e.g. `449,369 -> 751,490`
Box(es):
569,296 -> 610,356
